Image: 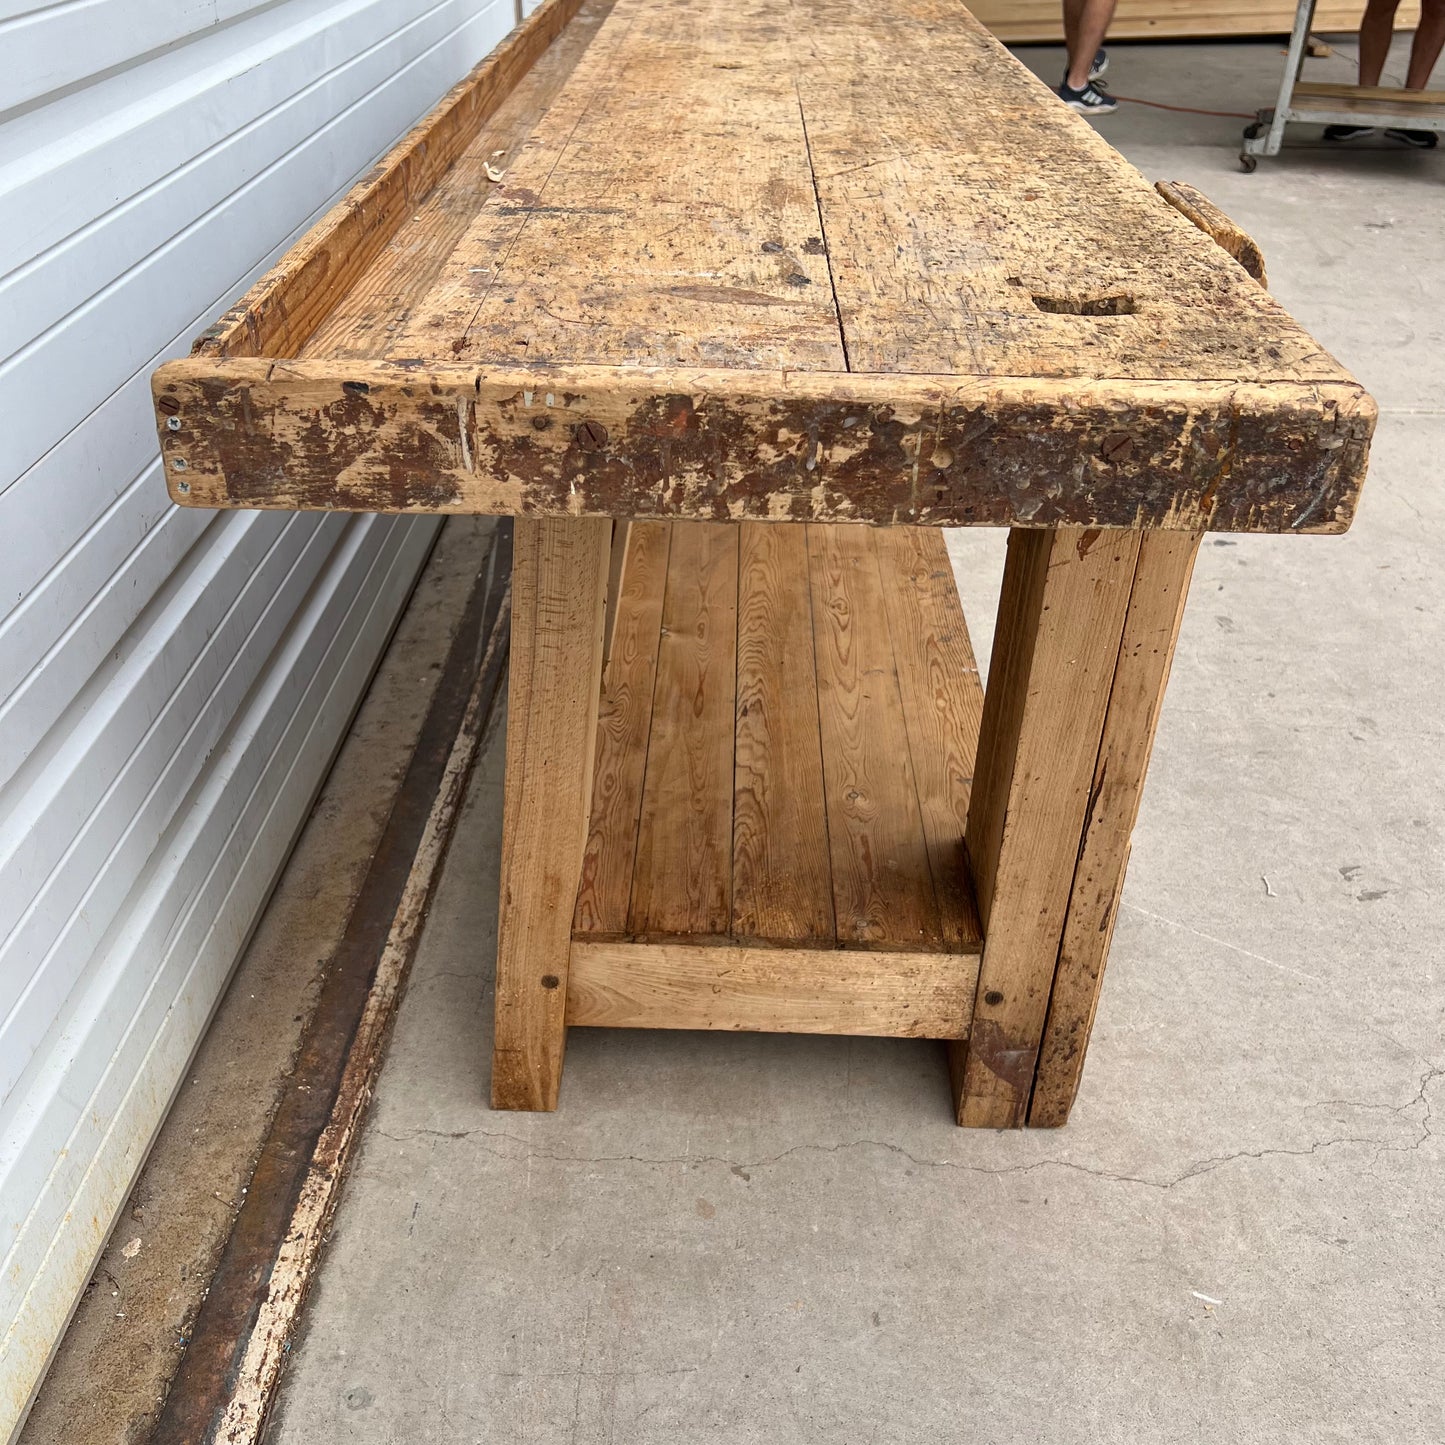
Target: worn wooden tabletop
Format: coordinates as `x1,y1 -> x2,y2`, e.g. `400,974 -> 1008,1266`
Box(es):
155,0 -> 1374,531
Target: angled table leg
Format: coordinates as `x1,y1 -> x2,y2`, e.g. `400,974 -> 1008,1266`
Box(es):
492,516 -> 612,1111
1028,529 -> 1200,1125
952,525 -> 1197,1128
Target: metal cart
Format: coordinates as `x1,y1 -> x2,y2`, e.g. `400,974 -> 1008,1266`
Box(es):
1241,0 -> 1445,169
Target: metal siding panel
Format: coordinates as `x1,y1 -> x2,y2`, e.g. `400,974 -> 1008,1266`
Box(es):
0,0 -> 512,482
0,1 -> 276,113
0,0 -> 512,1432
0,515 -> 439,1430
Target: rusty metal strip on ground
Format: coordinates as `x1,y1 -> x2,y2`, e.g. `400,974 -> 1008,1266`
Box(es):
149,520 -> 513,1445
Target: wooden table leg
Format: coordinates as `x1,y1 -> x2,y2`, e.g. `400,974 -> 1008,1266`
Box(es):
492,516 -> 612,1111
1029,529 -> 1200,1125
953,526 -> 1196,1128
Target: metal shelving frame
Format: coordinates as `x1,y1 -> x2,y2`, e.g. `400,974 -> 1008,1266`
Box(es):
1241,0 -> 1445,169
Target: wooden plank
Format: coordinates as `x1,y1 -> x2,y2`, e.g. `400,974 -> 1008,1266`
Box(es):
1029,529 -> 1200,1127
732,522 -> 834,945
568,939 -> 979,1037
807,525 -> 942,950
1286,89 -> 1445,121
389,0 -> 846,372
969,0 -> 1420,43
1294,81 -> 1445,106
628,523 -> 739,939
196,0 -> 589,360
573,520 -> 670,938
298,0 -> 617,364
791,0 -> 1340,384
154,359 -> 1375,535
875,528 -> 985,950
1155,181 -> 1267,288
492,516 -> 611,1111
953,527 -> 1141,1128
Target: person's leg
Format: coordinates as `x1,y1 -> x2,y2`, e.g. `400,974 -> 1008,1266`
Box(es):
1065,0 -> 1116,89
1358,0 -> 1403,86
1063,0 -> 1083,59
1406,0 -> 1445,87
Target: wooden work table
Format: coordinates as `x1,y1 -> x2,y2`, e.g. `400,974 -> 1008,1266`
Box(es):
153,0 -> 1374,1127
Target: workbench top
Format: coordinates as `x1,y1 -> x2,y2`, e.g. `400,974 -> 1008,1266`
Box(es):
154,0 -> 1374,532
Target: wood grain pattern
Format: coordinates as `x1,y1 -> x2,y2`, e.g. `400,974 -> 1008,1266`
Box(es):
390,0 -> 845,372
732,523 -> 833,944
196,0 -> 589,360
876,529 -> 984,949
155,359 -> 1373,533
573,520 -> 670,937
572,521 -> 988,957
792,0 -> 1332,383
296,0 -> 615,366
954,527 -> 1141,1128
568,940 -> 979,1037
491,516 -> 611,1111
1029,529 -> 1200,1126
808,526 -> 942,950
1292,80 -> 1445,106
628,523 -> 739,939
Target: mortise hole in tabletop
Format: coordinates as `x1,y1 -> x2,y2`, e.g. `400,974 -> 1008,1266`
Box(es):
1030,292 -> 1138,317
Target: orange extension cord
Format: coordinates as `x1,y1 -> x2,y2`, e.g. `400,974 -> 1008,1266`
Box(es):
1106,89 -> 1258,121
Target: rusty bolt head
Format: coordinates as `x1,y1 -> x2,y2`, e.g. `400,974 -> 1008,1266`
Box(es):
156,394 -> 181,415
984,989 -> 1005,1007
575,420 -> 608,451
531,414 -> 552,431
1100,431 -> 1135,464
540,974 -> 560,990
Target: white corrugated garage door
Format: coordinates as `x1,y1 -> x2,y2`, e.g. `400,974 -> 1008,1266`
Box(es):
0,1 -> 514,1435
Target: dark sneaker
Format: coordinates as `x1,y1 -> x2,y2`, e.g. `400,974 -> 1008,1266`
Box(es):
1058,78 -> 1118,114
1385,127 -> 1439,148
1090,48 -> 1108,80
1323,124 -> 1377,141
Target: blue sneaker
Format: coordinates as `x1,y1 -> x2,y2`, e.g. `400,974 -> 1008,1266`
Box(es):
1058,78 -> 1117,114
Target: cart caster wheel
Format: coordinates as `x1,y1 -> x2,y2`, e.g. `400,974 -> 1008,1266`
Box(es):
1239,153 -> 1258,173
1243,122 -> 1264,140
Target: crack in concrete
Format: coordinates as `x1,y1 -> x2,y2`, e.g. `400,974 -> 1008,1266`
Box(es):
372,1061 -> 1441,1193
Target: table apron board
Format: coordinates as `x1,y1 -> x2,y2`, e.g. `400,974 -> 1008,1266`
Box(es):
153,359 -> 1372,534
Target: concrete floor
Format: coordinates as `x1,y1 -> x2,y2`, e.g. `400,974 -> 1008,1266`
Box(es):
269,38 -> 1445,1445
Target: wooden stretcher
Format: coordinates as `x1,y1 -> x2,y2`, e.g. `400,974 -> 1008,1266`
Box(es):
152,0 -> 1375,1127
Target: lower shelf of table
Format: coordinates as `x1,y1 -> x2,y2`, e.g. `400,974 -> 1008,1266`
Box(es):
569,519 -> 985,1039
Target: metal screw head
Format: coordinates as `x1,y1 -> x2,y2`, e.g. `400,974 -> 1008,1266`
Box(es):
156,394 -> 181,416
176,480 -> 191,494
167,415 -> 182,431
574,420 -> 608,451
171,457 -> 188,471
540,974 -> 560,990
984,989 -> 1005,1007
1100,431 -> 1135,463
